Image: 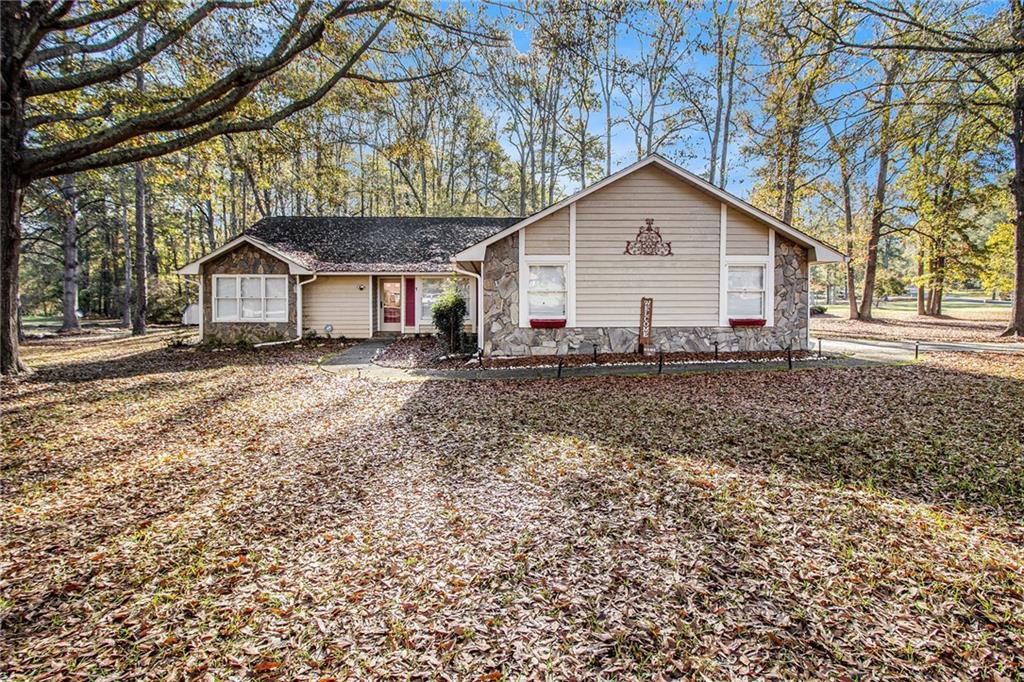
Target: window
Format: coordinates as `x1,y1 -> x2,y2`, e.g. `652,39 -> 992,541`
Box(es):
527,264 -> 567,319
419,278 -> 472,326
420,279 -> 444,323
727,265 -> 766,318
212,275 -> 288,322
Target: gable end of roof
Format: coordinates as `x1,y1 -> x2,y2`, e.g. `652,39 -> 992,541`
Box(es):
453,155 -> 845,263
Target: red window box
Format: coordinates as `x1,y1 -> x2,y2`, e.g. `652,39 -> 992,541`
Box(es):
530,318 -> 566,329
729,318 -> 767,328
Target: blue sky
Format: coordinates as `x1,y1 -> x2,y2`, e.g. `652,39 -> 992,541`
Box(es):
469,1 -> 761,198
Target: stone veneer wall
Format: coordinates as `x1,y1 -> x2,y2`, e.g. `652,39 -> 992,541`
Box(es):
481,232 -> 808,356
202,243 -> 297,344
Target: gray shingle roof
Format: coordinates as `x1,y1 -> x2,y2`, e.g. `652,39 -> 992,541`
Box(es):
245,216 -> 521,272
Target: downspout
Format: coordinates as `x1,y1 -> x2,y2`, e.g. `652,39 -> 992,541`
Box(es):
254,273 -> 317,348
452,261 -> 484,352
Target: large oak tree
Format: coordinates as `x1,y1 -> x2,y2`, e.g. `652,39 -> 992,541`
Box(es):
0,0 -> 479,375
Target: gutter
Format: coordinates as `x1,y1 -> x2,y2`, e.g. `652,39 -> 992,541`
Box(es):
452,261 -> 484,352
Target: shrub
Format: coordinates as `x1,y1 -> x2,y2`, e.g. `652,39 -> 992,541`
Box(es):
810,305 -> 827,316
431,277 -> 469,354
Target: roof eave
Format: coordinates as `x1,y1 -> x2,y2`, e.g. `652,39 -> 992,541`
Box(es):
175,234 -> 314,276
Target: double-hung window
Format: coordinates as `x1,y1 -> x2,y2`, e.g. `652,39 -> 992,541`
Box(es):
726,265 -> 766,318
527,264 -> 567,319
213,275 -> 288,322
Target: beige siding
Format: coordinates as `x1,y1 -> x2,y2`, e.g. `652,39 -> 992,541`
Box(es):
302,275 -> 371,338
575,164 -> 721,326
726,208 -> 769,256
524,207 -> 570,255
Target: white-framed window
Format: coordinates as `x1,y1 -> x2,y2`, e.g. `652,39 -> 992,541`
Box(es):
420,278 -> 445,323
526,263 -> 567,319
212,275 -> 288,322
726,264 -> 766,318
418,277 -> 473,327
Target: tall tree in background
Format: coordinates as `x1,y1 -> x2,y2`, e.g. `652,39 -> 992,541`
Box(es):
858,57 -> 903,320
0,0 -> 486,375
621,2 -> 695,159
822,114 -> 864,320
748,2 -> 841,224
132,22 -> 148,335
58,175 -> 81,332
802,0 -> 1024,332
691,0 -> 747,187
595,2 -> 628,177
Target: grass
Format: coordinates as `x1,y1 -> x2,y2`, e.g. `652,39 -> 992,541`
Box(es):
1,329 -> 1022,679
821,299 -> 1011,320
813,298 -> 1016,344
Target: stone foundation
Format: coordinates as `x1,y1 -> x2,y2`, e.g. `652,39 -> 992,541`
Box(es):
481,232 -> 809,356
202,243 -> 297,344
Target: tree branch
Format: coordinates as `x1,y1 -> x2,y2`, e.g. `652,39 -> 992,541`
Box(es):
27,1 -> 230,97
22,0 -> 395,176
44,0 -> 144,31
24,103 -> 114,129
29,19 -> 144,66
37,7 -> 396,178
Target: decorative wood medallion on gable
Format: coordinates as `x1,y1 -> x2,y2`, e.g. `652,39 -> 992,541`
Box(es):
624,218 -> 673,256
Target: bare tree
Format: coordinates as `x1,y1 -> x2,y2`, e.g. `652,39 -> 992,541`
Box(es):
620,2 -> 695,159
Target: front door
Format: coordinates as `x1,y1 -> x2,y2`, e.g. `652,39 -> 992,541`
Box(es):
379,278 -> 401,332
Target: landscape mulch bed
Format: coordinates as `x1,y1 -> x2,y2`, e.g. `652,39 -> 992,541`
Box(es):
376,336 -> 821,370
2,329 -> 1022,680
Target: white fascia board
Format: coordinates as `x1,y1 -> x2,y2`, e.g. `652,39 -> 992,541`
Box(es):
453,154 -> 847,264
315,270 -> 455,276
176,235 -> 314,275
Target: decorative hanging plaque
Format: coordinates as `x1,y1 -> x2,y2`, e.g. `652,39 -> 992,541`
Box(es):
625,218 -> 672,256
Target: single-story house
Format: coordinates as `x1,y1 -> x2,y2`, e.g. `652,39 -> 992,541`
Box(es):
177,155 -> 844,355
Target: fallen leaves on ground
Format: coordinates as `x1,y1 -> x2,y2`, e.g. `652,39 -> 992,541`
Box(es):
2,329 -> 1022,680
812,311 -> 1016,343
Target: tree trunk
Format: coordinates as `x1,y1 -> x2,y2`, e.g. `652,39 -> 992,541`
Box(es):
131,23 -> 148,335
132,161 -> 148,335
838,141 -> 858,320
145,191 -> 157,278
718,3 -> 744,189
1,5 -> 27,374
1005,80 -> 1024,335
781,95 -> 805,225
916,251 -> 926,316
858,64 -> 897,322
60,175 -> 81,331
708,18 -> 724,186
1,165 -> 25,375
205,198 -> 216,248
120,181 -> 132,327
842,177 -> 858,320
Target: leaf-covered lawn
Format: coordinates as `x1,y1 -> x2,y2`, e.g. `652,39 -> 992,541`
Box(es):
2,330 -> 1022,680
811,308 -> 1015,344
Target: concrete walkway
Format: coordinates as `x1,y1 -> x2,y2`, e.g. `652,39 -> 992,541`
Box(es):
814,336 -> 1024,362
320,339 -> 391,376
